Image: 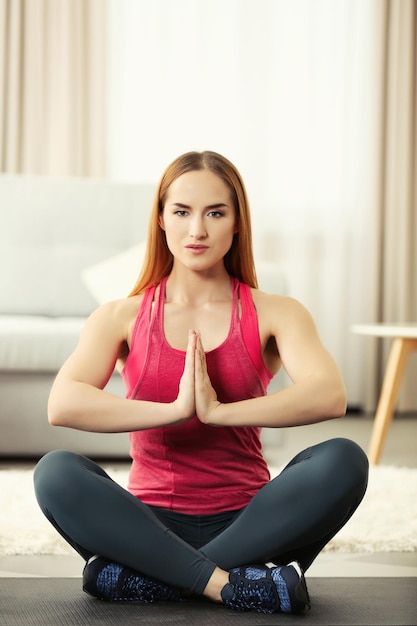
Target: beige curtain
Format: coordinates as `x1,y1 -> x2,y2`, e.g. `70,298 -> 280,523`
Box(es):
0,0 -> 106,177
365,0 -> 417,411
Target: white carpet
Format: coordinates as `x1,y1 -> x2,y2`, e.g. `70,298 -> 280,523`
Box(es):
0,465 -> 416,556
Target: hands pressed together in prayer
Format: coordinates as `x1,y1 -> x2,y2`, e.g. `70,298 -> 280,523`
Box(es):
173,330 -> 221,425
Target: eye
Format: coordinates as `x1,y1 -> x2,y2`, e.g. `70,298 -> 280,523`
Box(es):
207,210 -> 224,218
174,210 -> 189,217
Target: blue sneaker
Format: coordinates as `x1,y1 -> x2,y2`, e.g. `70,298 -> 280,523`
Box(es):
221,561 -> 310,614
83,555 -> 182,603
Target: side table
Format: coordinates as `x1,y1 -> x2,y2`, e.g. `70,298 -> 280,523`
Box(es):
351,323 -> 417,465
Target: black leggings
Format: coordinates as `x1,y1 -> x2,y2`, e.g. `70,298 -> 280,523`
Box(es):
33,437 -> 368,595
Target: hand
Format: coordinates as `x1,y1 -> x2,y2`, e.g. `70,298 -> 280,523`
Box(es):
171,330 -> 197,423
194,332 -> 221,424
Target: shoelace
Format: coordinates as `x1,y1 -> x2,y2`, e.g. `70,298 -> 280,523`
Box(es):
223,572 -> 279,613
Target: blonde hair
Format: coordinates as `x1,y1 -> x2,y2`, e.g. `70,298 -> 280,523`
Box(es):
129,150 -> 258,296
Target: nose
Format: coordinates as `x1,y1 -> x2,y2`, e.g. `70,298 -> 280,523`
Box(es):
189,215 -> 207,239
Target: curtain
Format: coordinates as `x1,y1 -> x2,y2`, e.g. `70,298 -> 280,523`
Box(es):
106,0 -> 378,408
0,0 -> 106,177
363,0 -> 417,411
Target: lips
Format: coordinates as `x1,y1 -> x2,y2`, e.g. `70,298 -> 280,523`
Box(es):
186,245 -> 209,254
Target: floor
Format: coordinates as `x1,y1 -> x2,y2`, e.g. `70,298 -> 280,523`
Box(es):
1,413 -> 416,580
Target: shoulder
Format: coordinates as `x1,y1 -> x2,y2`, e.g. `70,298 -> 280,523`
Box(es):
83,295 -> 145,340
89,295 -> 144,321
250,288 -> 317,336
250,287 -> 305,316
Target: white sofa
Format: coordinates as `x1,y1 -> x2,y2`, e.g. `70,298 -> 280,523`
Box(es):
0,175 -> 155,458
0,174 -> 286,459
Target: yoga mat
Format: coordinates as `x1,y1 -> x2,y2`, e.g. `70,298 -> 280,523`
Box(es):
1,577 -> 416,625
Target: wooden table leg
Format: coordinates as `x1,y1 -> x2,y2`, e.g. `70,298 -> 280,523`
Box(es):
368,337 -> 417,465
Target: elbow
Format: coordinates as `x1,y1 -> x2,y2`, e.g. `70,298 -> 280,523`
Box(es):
309,374 -> 347,421
47,399 -> 70,427
48,408 -> 65,427
332,399 -> 347,419
328,385 -> 347,419
47,379 -> 87,427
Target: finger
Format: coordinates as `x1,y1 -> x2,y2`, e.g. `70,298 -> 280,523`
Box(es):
184,329 -> 196,371
195,333 -> 206,372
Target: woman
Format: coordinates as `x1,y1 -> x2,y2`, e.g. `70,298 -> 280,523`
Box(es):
34,150 -> 368,615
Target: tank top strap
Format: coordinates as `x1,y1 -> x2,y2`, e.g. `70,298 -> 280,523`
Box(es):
156,276 -> 169,326
229,276 -> 240,323
129,283 -> 157,349
122,282 -> 158,396
237,280 -> 271,377
238,280 -> 255,324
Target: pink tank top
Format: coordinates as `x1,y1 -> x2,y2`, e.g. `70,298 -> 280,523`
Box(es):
122,277 -> 273,514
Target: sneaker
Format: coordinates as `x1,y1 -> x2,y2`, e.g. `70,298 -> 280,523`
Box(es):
221,561 -> 310,614
82,555 -> 182,603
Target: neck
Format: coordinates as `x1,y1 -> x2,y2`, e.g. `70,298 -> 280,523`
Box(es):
165,267 -> 232,306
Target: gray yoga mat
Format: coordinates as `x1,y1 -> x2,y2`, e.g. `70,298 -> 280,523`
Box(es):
1,577 -> 416,625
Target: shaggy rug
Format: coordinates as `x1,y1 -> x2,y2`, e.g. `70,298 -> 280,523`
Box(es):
0,464 -> 416,556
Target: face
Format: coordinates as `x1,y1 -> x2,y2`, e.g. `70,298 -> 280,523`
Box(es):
159,170 -> 238,273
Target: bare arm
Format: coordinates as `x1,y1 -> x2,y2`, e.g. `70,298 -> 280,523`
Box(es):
196,293 -> 347,428
48,300 -> 196,433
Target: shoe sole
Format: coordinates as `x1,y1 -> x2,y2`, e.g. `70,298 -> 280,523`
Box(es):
286,561 -> 311,612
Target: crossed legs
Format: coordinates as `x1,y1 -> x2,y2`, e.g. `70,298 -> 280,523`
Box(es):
34,437 -> 368,601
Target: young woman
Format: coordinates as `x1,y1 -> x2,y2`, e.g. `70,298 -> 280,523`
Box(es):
34,150 -> 368,615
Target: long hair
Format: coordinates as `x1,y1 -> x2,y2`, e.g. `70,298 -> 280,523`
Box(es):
129,150 -> 258,296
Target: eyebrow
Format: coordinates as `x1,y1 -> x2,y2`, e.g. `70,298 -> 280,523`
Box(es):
170,202 -> 229,210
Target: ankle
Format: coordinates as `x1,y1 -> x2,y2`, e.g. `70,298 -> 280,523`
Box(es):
202,567 -> 229,603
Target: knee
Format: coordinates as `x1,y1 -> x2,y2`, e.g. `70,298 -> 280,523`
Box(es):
34,449 -> 79,482
324,438 -> 369,492
34,449 -> 81,506
331,437 -> 368,468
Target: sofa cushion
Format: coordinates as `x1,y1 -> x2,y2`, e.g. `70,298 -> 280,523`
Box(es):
0,316 -> 85,372
0,175 -> 155,317
81,242 -> 147,304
